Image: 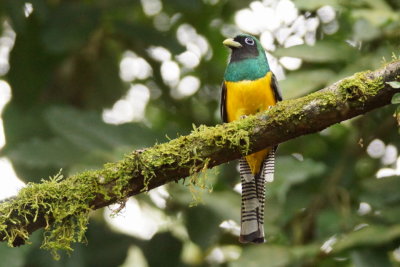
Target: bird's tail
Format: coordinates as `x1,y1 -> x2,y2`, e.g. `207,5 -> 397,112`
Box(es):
239,149 -> 275,243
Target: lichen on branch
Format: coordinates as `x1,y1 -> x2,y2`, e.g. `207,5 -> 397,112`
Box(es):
0,60 -> 399,257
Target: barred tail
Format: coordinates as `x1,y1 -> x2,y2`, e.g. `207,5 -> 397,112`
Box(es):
239,158 -> 263,243
263,149 -> 275,182
239,150 -> 275,243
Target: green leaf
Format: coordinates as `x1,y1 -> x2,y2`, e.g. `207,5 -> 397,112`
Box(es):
185,205 -> 221,249
85,221 -> 134,267
332,225 -> 400,253
89,40 -> 127,108
363,0 -> 392,11
391,93 -> 400,104
272,156 -> 326,202
7,106 -> 163,169
204,191 -> 241,222
361,176 -> 400,207
45,107 -> 117,151
290,245 -> 320,263
1,105 -> 51,150
293,0 -> 339,10
7,20 -> 57,107
351,248 -> 392,267
0,243 -> 28,267
280,69 -> 335,99
142,232 -> 183,267
41,3 -> 100,52
8,137 -> 84,168
378,206 -> 400,224
352,9 -> 398,27
316,209 -> 342,238
280,189 -> 313,225
230,246 -> 292,267
274,41 -> 355,63
44,106 -> 157,152
114,21 -> 183,54
386,81 -> 400,89
353,19 -> 380,42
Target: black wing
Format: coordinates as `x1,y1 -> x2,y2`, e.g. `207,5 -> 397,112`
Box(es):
271,73 -> 282,151
220,82 -> 228,122
271,73 -> 283,102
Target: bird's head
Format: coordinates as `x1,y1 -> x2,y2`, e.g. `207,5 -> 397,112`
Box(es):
223,34 -> 270,81
223,34 -> 265,63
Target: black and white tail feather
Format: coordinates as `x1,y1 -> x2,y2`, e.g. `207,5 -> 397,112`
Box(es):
239,149 -> 275,243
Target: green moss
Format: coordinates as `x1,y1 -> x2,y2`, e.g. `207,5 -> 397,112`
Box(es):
0,171 -> 99,259
187,158 -> 214,206
0,163 -> 136,259
339,71 -> 384,102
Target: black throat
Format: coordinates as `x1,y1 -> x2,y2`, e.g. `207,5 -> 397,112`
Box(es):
229,36 -> 259,63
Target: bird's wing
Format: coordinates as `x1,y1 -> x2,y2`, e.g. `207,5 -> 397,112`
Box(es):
220,81 -> 228,122
271,73 -> 283,102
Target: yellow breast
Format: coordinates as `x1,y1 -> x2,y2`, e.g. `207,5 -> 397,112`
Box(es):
225,72 -> 277,174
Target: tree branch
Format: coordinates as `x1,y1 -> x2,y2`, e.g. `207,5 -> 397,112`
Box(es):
1,60 -> 399,254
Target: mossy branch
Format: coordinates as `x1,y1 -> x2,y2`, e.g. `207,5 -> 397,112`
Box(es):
1,60 -> 399,256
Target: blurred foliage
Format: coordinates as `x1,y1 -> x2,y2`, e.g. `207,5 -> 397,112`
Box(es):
0,0 -> 399,266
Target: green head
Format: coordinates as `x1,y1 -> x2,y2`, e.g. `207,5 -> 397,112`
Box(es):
223,34 -> 270,82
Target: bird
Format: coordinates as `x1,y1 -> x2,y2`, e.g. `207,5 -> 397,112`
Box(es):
220,34 -> 282,243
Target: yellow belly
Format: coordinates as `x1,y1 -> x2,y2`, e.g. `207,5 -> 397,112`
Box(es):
225,72 -> 277,174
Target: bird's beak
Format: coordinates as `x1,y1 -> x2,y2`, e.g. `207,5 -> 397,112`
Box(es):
223,38 -> 242,48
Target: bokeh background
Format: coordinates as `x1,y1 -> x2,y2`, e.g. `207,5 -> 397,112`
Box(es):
0,0 -> 400,266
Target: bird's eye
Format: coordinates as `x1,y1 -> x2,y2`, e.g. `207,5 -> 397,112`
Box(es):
244,37 -> 255,45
